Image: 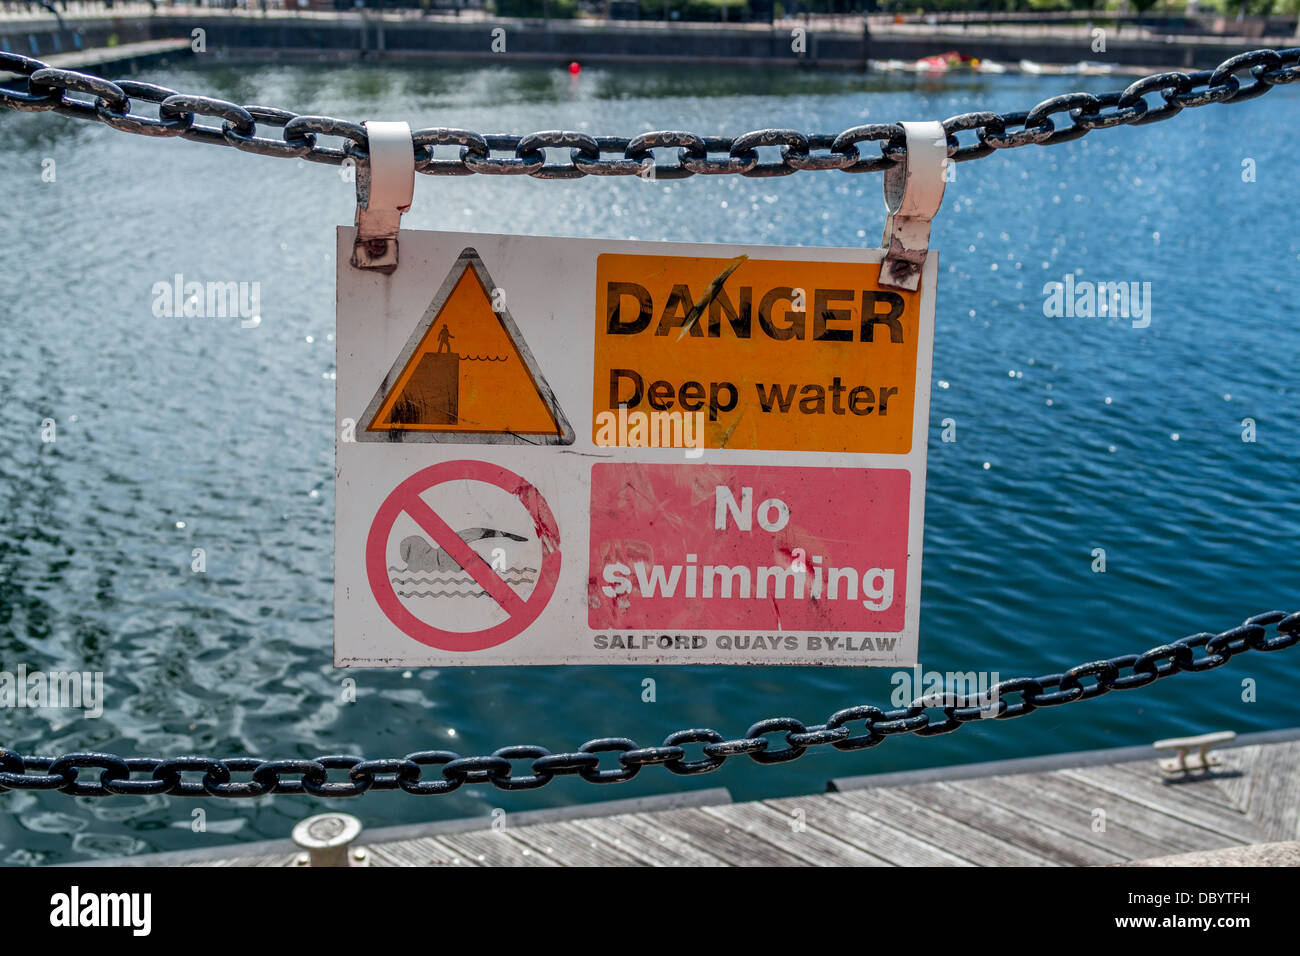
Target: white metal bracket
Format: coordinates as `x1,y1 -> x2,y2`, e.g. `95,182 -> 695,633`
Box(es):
880,120 -> 949,292
351,120 -> 414,274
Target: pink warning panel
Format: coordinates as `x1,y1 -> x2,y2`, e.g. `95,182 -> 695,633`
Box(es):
589,463 -> 909,633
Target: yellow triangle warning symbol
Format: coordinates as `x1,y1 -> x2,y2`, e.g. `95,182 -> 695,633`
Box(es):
359,247 -> 574,445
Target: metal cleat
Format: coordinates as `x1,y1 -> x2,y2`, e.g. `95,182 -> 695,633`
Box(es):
1153,730 -> 1236,775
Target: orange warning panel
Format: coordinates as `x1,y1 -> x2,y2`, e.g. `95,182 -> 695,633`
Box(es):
591,253 -> 924,454
362,249 -> 573,444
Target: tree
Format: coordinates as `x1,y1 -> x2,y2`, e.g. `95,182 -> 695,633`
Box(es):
1201,0 -> 1276,15
1277,0 -> 1300,33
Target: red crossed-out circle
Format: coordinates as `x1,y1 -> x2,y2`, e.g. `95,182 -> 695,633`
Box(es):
365,461 -> 561,652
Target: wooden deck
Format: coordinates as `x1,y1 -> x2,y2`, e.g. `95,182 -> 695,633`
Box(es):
98,728 -> 1300,867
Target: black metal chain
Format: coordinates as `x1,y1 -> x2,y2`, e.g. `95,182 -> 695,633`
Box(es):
2,49 -> 1297,180
2,609 -> 1295,798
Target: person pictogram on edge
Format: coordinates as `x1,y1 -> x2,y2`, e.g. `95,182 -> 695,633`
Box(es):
436,325 -> 454,353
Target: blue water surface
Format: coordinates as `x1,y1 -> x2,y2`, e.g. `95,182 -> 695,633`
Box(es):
0,61 -> 1297,864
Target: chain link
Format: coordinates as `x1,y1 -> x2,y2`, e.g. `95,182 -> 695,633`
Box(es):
2,49 -> 1296,178
2,610 -> 1294,798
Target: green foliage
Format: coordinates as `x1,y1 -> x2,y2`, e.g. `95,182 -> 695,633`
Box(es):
758,0 -> 1293,13
1200,0 -> 1279,14
872,0 -> 1070,11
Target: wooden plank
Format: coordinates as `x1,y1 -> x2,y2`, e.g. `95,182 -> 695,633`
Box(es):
637,808 -> 812,867
702,803 -> 894,866
1112,747 -> 1254,813
1171,740 -> 1300,840
187,856 -> 244,867
366,836 -> 475,867
829,788 -> 1058,866
1238,741 -> 1300,843
959,774 -> 1193,862
1212,744 -> 1262,813
1004,771 -> 1241,854
434,830 -> 561,867
768,794 -> 974,866
188,853 -> 297,867
570,815 -> 732,867
1059,765 -> 1264,844
910,781 -> 1127,866
502,821 -> 647,867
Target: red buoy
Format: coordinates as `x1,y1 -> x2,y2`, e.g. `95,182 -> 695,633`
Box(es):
568,62 -> 581,75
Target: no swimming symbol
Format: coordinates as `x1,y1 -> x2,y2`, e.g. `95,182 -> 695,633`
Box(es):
365,461 -> 561,651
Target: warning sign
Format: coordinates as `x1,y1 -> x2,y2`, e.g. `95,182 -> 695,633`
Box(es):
336,229 -> 936,667
358,248 -> 574,445
593,254 -> 923,454
366,461 -> 561,652
589,463 -> 909,645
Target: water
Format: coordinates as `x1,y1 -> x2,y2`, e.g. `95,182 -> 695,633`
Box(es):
0,61 -> 1297,865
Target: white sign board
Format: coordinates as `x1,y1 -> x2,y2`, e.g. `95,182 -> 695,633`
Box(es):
335,228 -> 937,666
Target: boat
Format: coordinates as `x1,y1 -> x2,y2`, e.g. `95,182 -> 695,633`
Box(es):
915,51 -> 980,73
